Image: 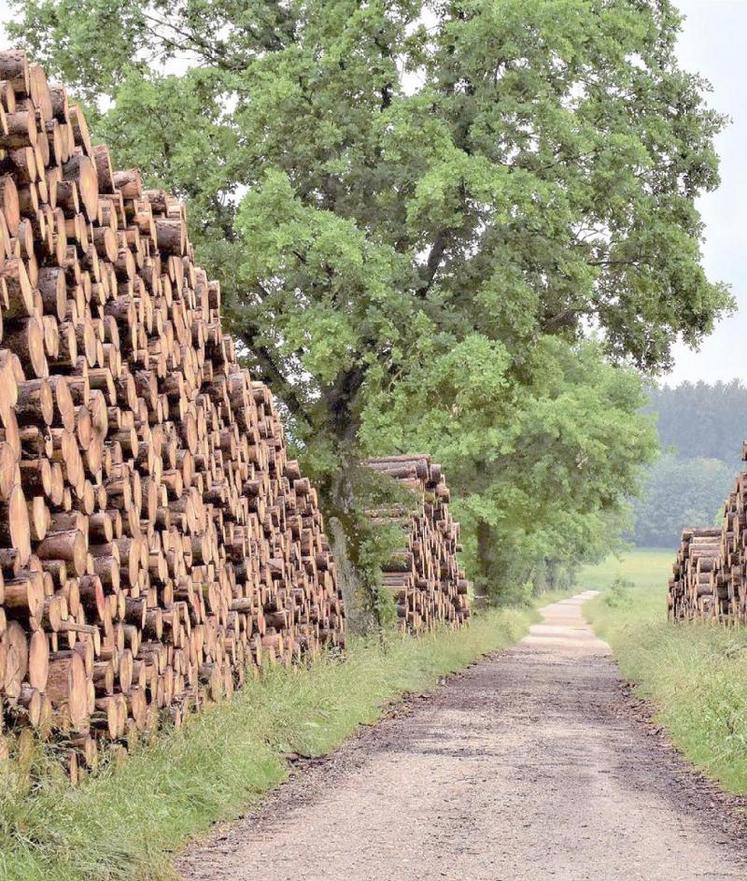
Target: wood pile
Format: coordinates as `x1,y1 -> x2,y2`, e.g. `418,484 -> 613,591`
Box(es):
366,455 -> 470,633
0,50 -> 344,778
668,443 -> 747,624
668,527 -> 724,622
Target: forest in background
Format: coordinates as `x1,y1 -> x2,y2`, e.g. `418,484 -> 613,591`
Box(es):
632,380 -> 747,548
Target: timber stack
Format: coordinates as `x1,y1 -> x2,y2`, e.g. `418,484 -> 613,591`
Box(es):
668,527 -> 724,621
0,50 -> 344,778
668,442 -> 747,624
366,455 -> 470,633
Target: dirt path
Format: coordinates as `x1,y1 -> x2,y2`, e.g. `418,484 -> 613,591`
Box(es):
177,593 -> 746,881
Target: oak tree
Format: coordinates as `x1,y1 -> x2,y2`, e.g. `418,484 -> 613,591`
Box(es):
13,0 -> 726,597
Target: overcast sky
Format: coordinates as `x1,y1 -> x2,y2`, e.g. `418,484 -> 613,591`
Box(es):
668,0 -> 747,384
0,1 -> 743,384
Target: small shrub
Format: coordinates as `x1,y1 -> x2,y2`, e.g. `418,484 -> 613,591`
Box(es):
604,576 -> 634,608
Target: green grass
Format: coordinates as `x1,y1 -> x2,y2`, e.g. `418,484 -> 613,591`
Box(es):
0,602 -> 548,881
577,546 -> 674,592
583,548 -> 747,795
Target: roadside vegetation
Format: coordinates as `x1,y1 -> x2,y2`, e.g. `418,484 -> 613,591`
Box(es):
578,548 -> 674,592
583,549 -> 747,795
0,601 -> 556,881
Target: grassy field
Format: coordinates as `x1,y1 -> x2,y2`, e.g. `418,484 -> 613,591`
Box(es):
0,601 -> 556,881
577,547 -> 674,592
582,547 -> 747,795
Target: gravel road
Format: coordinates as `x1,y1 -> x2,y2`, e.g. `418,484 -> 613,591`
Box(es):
177,593 -> 747,881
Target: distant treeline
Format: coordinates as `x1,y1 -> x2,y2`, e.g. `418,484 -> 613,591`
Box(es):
633,381 -> 747,548
647,380 -> 747,464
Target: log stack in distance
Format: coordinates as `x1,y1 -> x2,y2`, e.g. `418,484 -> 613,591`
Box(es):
668,441 -> 747,624
366,455 -> 470,632
668,527 -> 724,622
0,50 -> 345,779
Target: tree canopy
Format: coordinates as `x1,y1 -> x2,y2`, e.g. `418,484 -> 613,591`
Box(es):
361,335 -> 656,590
12,0 -> 727,599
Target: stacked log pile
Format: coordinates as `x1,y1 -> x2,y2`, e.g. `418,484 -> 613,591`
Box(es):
0,50 -> 344,777
668,444 -> 747,624
366,455 -> 470,633
668,527 -> 724,622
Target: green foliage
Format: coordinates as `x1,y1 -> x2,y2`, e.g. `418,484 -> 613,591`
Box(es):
11,0 -> 727,599
628,381 -> 747,550
321,464 -> 419,630
631,454 -> 732,547
0,605 -> 538,881
361,335 -> 658,595
356,523 -> 402,630
604,576 -> 634,609
585,551 -> 747,794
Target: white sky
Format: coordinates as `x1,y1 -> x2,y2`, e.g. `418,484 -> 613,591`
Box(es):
668,0 -> 747,384
0,1 -> 743,384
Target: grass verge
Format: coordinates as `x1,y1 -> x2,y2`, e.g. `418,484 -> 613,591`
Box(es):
583,548 -> 747,795
0,602 -> 545,881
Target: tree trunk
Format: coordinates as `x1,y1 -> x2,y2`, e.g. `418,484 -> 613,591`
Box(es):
476,518 -> 497,595
326,442 -> 381,634
319,366 -> 383,632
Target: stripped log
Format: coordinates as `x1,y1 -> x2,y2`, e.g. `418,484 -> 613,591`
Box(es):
668,443 -> 747,624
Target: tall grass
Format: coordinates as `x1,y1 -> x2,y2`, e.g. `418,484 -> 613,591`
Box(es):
0,604 -> 537,881
584,549 -> 747,795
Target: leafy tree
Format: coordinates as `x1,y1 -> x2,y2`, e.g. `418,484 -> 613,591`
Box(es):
361,336 -> 657,594
628,381 -> 746,551
12,1 -> 727,600
631,454 -> 732,548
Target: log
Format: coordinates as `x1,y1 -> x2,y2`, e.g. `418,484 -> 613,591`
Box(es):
46,650 -> 88,729
668,461 -> 747,625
